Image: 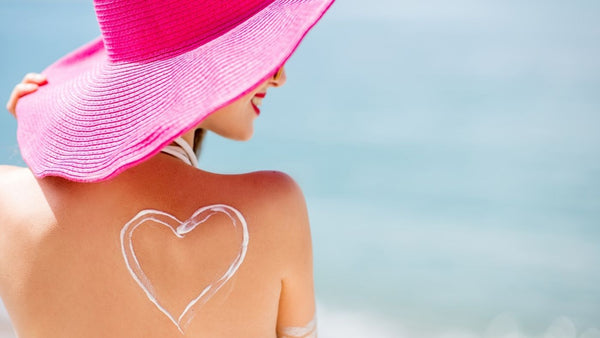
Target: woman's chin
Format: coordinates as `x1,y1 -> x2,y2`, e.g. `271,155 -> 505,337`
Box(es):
213,128 -> 254,142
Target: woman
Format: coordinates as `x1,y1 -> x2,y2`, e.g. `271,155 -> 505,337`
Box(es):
0,0 -> 334,337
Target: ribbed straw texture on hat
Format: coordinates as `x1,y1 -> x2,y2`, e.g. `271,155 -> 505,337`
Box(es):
96,0 -> 273,61
17,0 -> 335,182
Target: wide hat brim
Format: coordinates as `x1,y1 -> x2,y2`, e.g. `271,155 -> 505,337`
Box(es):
17,0 -> 334,182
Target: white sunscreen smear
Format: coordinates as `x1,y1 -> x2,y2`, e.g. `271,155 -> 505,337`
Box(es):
278,315 -> 317,338
120,204 -> 249,334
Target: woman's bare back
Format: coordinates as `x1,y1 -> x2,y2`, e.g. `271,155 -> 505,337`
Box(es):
0,153 -> 315,337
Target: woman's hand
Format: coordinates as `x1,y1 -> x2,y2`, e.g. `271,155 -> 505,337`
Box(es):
5,73 -> 47,117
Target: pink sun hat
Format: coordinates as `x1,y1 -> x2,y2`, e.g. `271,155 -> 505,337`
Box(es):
16,0 -> 334,182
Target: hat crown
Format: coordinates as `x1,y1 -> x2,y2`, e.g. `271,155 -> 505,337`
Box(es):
94,0 -> 273,62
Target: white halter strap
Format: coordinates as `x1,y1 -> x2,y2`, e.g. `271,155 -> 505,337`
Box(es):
160,137 -> 198,168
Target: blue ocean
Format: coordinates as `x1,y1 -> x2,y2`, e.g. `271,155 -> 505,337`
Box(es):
1,1 -> 599,337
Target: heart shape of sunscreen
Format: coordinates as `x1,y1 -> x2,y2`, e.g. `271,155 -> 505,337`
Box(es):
120,204 -> 249,333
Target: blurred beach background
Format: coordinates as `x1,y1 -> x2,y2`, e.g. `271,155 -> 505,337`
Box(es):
1,0 -> 599,337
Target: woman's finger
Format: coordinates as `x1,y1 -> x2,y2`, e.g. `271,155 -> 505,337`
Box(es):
6,73 -> 47,117
6,83 -> 40,117
22,72 -> 47,85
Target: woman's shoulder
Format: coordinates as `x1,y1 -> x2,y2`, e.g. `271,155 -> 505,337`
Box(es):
0,166 -> 51,288
0,165 -> 50,233
0,165 -> 43,201
204,169 -> 311,251
0,164 -> 27,177
0,165 -> 22,229
240,170 -> 305,202
0,165 -> 40,188
0,165 -> 37,208
218,169 -> 308,222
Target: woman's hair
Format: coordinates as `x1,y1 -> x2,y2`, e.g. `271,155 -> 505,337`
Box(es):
193,128 -> 206,158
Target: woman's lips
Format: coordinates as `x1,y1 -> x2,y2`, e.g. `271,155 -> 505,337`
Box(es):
251,93 -> 266,115
251,100 -> 260,115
